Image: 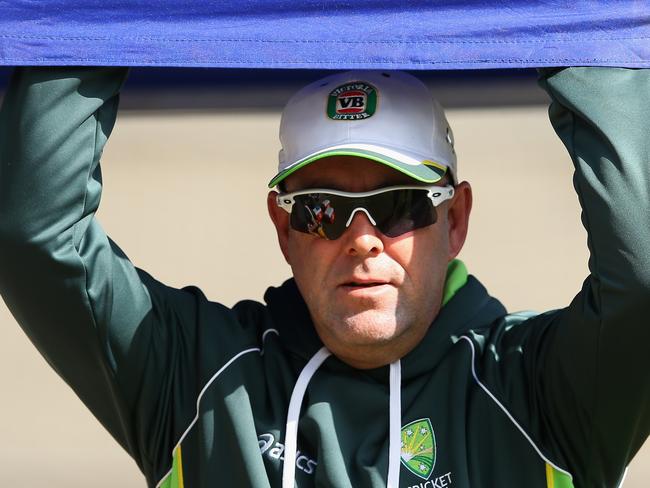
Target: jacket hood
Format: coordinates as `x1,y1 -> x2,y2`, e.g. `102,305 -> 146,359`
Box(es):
264,266 -> 508,488
263,268 -> 506,381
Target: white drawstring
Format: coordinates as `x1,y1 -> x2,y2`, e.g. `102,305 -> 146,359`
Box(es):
282,346 -> 331,488
281,350 -> 402,488
387,360 -> 402,488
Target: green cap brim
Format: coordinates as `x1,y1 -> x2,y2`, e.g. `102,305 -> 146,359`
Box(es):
268,148 -> 447,188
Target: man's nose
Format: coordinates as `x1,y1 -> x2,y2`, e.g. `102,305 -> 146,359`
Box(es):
344,209 -> 385,256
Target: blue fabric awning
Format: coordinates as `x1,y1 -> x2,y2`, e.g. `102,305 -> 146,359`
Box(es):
1,1 -> 649,70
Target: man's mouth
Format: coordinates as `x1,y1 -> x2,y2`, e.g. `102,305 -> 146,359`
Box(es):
340,279 -> 392,290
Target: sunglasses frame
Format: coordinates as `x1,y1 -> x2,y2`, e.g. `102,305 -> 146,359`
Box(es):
276,184 -> 455,237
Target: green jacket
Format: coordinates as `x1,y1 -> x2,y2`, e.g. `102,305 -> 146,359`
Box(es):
1,67 -> 649,488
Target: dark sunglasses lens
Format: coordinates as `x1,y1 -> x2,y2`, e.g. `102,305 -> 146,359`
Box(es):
373,190 -> 437,237
290,193 -> 349,239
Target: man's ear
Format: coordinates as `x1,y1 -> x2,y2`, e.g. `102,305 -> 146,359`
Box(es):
267,191 -> 292,264
446,181 -> 472,261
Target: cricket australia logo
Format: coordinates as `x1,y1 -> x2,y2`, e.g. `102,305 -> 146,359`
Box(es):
401,418 -> 436,480
327,81 -> 377,120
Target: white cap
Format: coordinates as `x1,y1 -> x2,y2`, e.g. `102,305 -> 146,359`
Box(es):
268,70 -> 456,188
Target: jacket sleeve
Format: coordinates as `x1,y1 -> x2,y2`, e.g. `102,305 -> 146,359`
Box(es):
527,68 -> 650,487
0,68 -> 243,486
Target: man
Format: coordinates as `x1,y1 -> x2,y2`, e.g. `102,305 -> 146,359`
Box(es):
0,66 -> 649,488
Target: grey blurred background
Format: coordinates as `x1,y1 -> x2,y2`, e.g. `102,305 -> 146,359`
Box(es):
0,68 -> 647,486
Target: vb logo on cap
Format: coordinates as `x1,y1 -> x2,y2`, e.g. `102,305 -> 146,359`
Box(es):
327,82 -> 377,120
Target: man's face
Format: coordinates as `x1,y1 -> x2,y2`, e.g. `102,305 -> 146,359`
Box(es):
268,156 -> 471,369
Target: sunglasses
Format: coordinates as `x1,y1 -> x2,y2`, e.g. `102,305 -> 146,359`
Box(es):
276,185 -> 455,240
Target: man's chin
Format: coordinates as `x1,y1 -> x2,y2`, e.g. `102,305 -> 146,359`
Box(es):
331,310 -> 406,346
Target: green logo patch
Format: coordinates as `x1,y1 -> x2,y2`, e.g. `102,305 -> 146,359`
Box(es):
400,418 -> 436,480
327,81 -> 377,120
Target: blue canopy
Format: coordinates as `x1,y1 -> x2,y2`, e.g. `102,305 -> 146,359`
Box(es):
1,1 -> 649,69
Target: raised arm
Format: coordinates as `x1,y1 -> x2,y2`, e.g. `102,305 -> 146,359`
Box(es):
532,68 -> 650,486
0,68 -> 207,484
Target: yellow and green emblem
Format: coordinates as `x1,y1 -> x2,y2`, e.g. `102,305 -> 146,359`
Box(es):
400,418 -> 436,480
